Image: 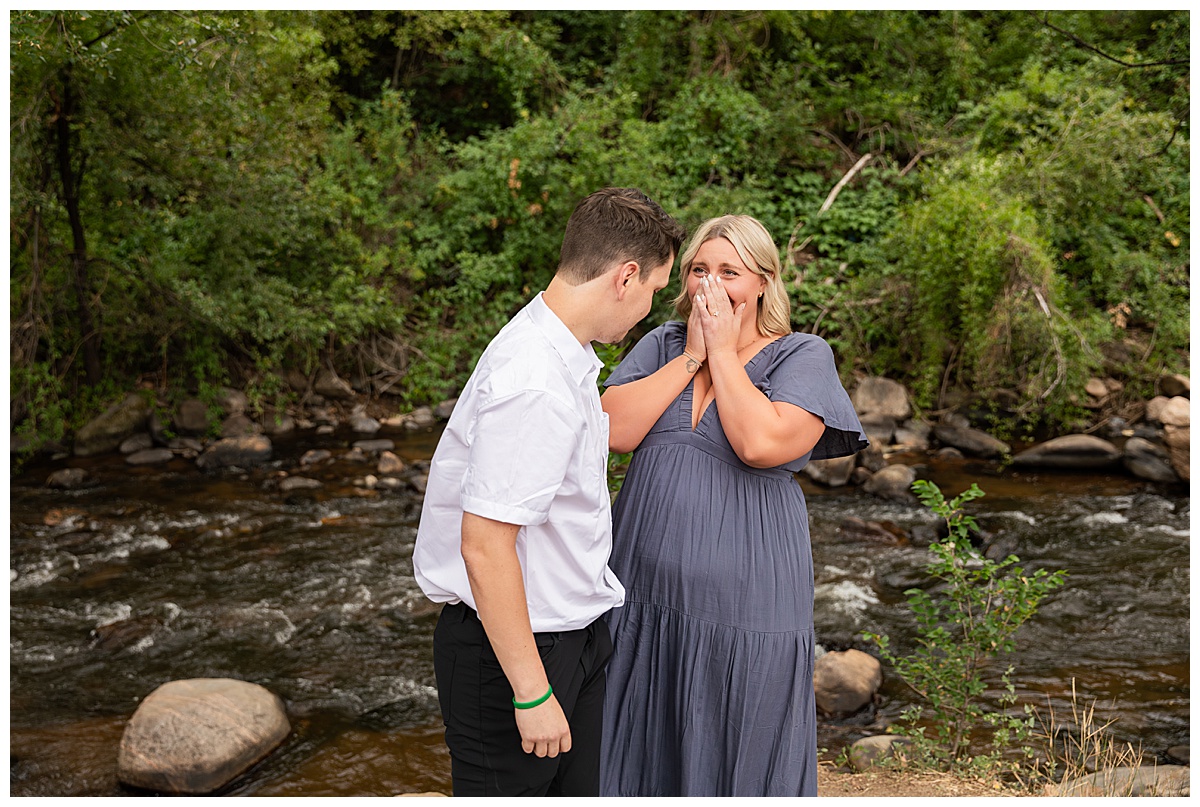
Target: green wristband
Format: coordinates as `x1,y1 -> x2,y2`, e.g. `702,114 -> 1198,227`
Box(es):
512,685 -> 553,710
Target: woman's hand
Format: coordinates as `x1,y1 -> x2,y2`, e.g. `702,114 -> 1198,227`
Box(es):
697,274 -> 745,356
685,289 -> 707,363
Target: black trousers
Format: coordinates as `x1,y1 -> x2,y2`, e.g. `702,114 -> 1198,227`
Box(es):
433,602 -> 613,796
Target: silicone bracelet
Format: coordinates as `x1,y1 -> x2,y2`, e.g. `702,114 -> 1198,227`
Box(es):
512,685 -> 553,710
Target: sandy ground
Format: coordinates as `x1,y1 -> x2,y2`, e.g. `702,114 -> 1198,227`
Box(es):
817,764 -> 1022,797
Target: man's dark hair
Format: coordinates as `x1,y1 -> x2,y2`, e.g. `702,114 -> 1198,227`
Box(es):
557,188 -> 686,284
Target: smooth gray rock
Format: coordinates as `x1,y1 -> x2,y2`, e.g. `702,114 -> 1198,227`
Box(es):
803,454 -> 857,487
220,413 -> 259,439
851,377 -> 912,420
215,387 -> 249,416
933,424 -> 1010,459
1146,396 -> 1171,424
279,476 -> 322,492
434,398 -> 459,420
1011,434 -> 1121,469
174,399 -> 210,435
893,420 -> 932,451
858,413 -> 898,444
813,649 -> 882,716
126,448 -> 175,466
378,451 -> 406,475
75,393 -> 152,457
117,678 -> 290,794
1123,438 -> 1180,483
863,464 -> 917,502
260,408 -> 295,436
120,433 -> 155,454
46,467 -> 89,489
300,449 -> 332,466
1159,396 -> 1189,428
404,406 -> 436,431
349,412 -> 381,434
857,437 -> 887,473
848,735 -> 911,772
1166,745 -> 1189,765
314,370 -> 355,401
353,439 -> 395,454
1047,765 -> 1189,797
1160,373 -> 1190,398
196,436 -> 272,470
1162,424 -> 1189,481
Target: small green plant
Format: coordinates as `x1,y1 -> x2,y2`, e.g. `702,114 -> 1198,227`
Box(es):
864,480 -> 1066,768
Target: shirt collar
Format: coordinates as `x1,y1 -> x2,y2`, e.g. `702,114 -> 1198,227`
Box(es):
527,292 -> 602,385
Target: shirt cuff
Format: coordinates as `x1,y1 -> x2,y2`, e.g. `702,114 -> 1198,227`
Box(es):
461,495 -> 548,527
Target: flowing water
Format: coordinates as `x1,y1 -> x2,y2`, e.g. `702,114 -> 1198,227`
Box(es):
9,429 -> 1189,795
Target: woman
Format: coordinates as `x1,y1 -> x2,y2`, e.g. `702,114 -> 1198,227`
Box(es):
598,215 -> 868,796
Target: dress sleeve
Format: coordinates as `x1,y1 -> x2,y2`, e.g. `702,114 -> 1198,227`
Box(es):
603,322 -> 684,388
759,334 -> 869,462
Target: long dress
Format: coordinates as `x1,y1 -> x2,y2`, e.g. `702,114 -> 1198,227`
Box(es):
599,321 -> 868,797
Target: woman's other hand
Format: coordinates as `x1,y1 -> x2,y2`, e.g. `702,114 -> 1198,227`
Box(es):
698,275 -> 745,356
686,289 -> 708,363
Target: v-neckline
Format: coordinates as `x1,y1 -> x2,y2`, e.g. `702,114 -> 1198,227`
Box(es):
686,334 -> 786,432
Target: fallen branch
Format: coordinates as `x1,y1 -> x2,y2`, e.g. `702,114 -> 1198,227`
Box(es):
820,152 -> 873,214
1142,194 -> 1165,223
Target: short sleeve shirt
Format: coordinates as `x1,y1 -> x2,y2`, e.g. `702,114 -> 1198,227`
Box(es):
413,293 -> 625,632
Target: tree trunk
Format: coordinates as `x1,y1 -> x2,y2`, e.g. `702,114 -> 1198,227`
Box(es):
55,68 -> 102,386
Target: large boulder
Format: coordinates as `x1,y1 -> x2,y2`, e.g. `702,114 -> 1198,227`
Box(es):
126,448 -> 175,466
852,377 -> 911,421
117,678 -> 290,794
933,423 -> 1010,459
214,387 -> 249,416
74,393 -> 152,457
1011,435 -> 1121,470
314,370 -> 355,401
1162,424 -> 1190,481
813,649 -> 882,716
858,414 -> 898,445
803,455 -> 857,487
46,467 -> 89,489
220,413 -> 259,439
862,464 -> 917,503
434,398 -> 459,421
1159,396 -> 1190,428
1160,373 -> 1190,398
893,420 -> 932,451
174,399 -> 210,435
848,735 -> 911,772
1047,765 -> 1189,797
1122,438 -> 1180,483
1145,396 -> 1172,424
196,435 -> 273,470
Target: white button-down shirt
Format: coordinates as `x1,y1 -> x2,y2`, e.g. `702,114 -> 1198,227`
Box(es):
413,293 -> 625,632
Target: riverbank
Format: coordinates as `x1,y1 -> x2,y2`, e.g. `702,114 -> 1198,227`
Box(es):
817,764 -> 1019,797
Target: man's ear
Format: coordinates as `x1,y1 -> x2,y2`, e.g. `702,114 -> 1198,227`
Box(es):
614,261 -> 640,300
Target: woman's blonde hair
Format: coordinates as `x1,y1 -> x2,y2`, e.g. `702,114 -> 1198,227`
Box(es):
672,215 -> 791,337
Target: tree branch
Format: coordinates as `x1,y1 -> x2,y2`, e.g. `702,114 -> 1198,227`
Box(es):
1030,12 -> 1189,68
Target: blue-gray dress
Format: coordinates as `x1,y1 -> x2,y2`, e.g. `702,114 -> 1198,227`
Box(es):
599,322 -> 868,797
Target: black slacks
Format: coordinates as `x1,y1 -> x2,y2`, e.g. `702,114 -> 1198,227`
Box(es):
433,602 -> 613,796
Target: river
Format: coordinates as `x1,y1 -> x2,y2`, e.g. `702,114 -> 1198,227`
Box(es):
8,426 -> 1189,795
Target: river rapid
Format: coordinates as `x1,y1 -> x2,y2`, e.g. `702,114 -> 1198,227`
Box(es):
9,426 -> 1190,795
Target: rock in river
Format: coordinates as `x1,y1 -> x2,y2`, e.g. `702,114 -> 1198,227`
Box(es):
195,435 -> 272,470
862,464 -> 917,502
813,649 -> 882,716
1011,434 -> 1121,470
933,423 -> 1010,459
74,393 -> 151,457
117,678 -> 290,794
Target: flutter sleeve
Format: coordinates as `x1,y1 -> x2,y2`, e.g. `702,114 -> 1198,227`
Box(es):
603,322 -> 685,388
758,333 -> 869,464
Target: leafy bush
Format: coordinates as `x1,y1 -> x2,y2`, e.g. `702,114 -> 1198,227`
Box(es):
865,480 -> 1066,767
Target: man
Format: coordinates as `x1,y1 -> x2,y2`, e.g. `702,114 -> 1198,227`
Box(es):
413,187 -> 685,796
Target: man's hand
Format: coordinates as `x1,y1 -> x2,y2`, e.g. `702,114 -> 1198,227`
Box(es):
515,694 -> 573,757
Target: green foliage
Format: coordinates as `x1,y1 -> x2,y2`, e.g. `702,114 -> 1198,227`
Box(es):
8,11 -> 1189,446
864,480 -> 1067,767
